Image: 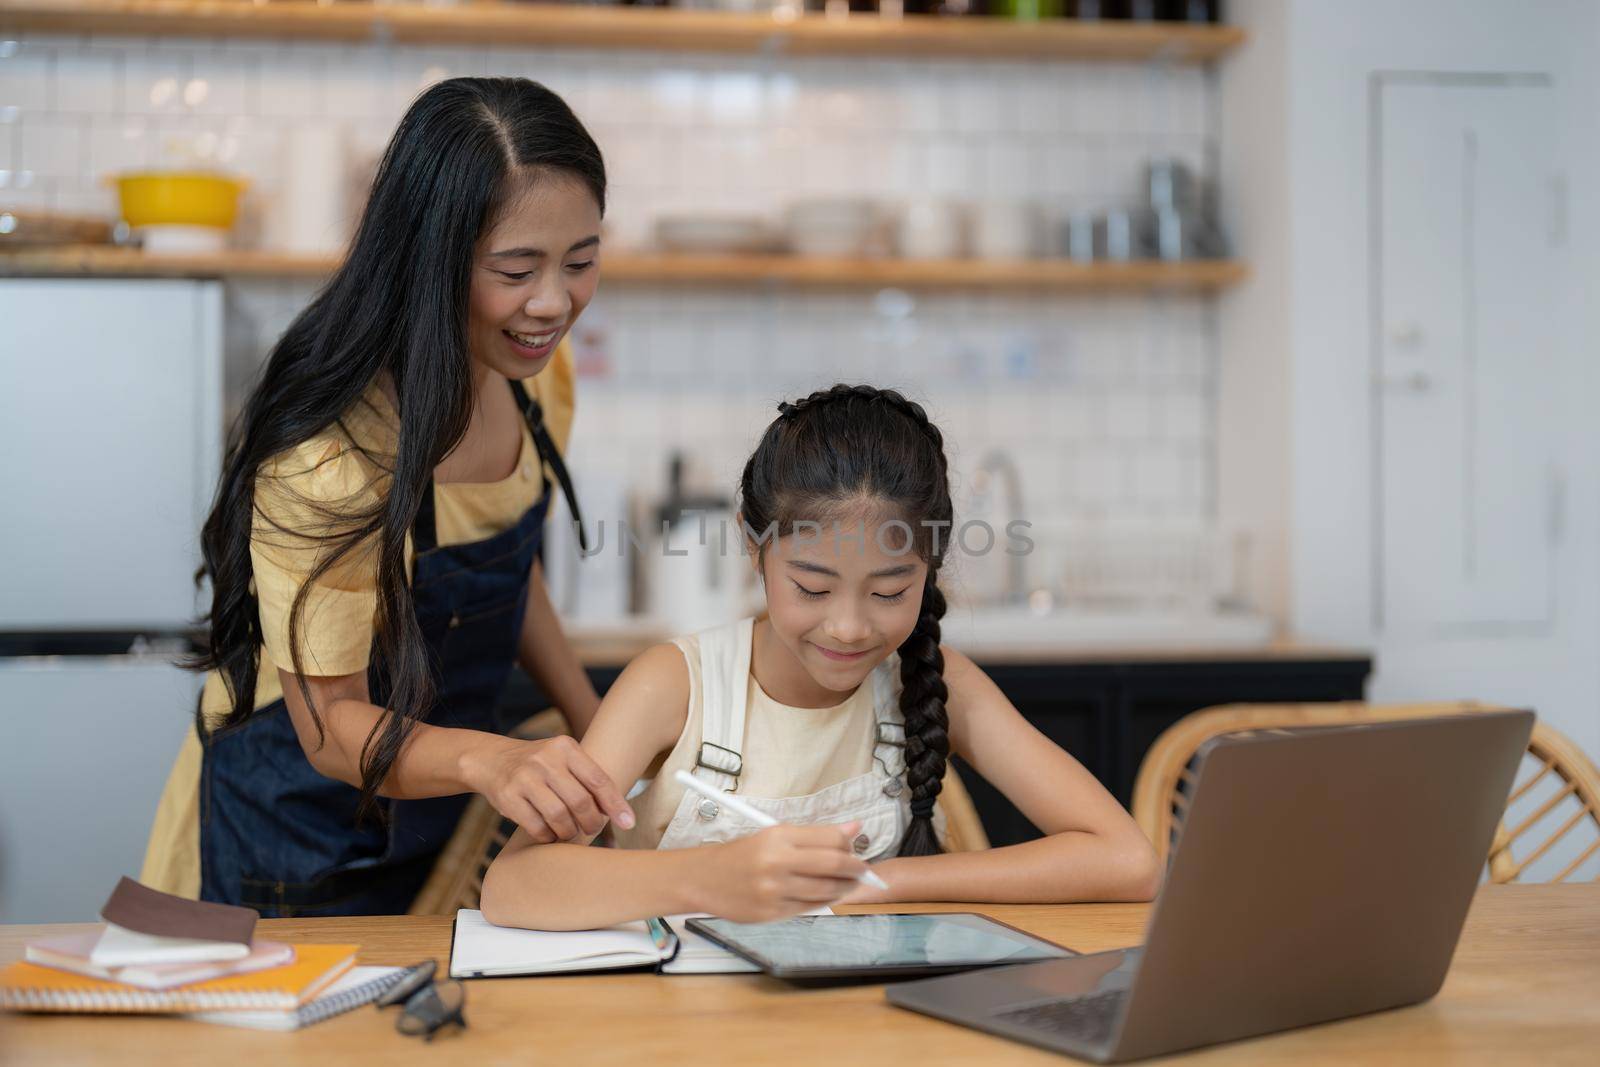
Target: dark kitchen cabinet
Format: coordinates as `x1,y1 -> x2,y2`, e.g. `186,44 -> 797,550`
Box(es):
953,654 -> 1372,846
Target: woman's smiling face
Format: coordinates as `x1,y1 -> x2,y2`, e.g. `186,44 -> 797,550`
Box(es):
467,170 -> 602,379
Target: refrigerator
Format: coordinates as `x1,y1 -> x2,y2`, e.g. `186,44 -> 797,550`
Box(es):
0,278 -> 223,922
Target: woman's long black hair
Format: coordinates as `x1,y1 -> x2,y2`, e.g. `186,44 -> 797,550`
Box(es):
189,78 -> 605,822
739,384 -> 955,857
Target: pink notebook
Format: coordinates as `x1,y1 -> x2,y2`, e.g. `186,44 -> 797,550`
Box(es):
25,933 -> 295,990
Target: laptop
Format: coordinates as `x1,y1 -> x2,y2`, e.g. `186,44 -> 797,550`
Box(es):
887,710 -> 1534,1062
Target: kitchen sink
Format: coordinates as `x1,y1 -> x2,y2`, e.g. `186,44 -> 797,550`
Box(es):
941,604 -> 1276,656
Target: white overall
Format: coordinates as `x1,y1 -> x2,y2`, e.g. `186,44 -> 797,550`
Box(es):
653,618 -> 944,861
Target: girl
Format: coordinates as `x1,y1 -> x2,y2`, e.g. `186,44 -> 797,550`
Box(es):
140,78 -> 635,916
481,384 -> 1161,930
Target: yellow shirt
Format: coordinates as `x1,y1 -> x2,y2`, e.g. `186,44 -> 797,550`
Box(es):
140,343 -> 577,899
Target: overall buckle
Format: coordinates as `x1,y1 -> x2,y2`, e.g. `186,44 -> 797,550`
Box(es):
695,741 -> 743,779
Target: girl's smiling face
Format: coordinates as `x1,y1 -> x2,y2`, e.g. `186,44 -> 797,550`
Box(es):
467,171 -> 602,380
754,504 -> 930,696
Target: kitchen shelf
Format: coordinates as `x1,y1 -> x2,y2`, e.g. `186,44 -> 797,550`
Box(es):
0,246 -> 1248,291
0,1 -> 1244,62
610,252 -> 1248,290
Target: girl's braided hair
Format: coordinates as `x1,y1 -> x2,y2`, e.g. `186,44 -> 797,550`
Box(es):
740,383 -> 952,856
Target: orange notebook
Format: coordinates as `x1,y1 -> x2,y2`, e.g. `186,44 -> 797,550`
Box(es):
0,943 -> 358,1014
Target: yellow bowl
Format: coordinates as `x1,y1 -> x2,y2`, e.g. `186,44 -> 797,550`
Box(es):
111,171 -> 247,230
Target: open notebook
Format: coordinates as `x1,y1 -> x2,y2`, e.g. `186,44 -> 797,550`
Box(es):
450,909 -> 831,978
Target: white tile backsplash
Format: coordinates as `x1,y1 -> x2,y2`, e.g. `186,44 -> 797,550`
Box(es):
121,44 -> 190,117
1103,391 -> 1156,443
52,44 -> 122,116
257,44 -> 324,120
0,42 -> 54,112
9,31 -> 1224,531
18,115 -> 84,180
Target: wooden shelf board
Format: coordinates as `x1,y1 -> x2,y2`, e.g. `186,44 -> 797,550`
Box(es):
604,252 -> 1248,290
0,1 -> 1245,61
0,246 -> 1248,290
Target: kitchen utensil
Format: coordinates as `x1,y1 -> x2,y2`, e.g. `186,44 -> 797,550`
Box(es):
648,454 -> 753,635
138,225 -> 230,254
655,213 -> 782,254
1135,158 -> 1228,260
1060,207 -> 1096,262
110,171 -> 246,231
276,123 -> 349,256
971,199 -> 1042,260
899,198 -> 968,259
1096,205 -> 1136,261
784,198 -> 896,258
1138,205 -> 1229,260
0,209 -> 114,248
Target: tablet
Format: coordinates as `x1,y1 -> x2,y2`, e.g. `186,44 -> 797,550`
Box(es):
684,913 -> 1076,981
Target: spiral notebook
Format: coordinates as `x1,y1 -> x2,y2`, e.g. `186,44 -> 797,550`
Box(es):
0,942 -> 358,1014
184,966 -> 406,1031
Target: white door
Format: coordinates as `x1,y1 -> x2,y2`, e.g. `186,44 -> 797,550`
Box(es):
1373,76 -> 1596,882
1376,77 -> 1565,638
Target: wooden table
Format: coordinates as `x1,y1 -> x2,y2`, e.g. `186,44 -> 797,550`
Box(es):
2,886 -> 1596,1065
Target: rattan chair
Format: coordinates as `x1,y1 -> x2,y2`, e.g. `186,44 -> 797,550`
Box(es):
409,712 -> 991,916
1488,720 -> 1600,883
1130,701 -> 1600,884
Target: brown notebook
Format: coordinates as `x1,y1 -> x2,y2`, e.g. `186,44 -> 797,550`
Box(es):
99,878 -> 256,947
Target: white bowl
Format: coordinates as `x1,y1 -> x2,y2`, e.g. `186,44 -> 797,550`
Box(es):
655,214 -> 779,255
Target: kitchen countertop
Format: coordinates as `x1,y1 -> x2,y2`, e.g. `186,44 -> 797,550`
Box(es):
560,618 -> 1369,668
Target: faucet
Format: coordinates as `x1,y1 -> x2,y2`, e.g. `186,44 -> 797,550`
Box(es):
969,449 -> 1027,607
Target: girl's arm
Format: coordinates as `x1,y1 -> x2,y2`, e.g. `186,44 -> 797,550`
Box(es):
515,558 -> 602,739
481,644 -> 870,930
279,668 -> 633,842
854,647 -> 1161,905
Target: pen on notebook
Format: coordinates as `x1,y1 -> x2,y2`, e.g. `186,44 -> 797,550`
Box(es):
672,770 -> 892,891
645,916 -> 676,955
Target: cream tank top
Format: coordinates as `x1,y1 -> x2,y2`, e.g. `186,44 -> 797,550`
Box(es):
610,617 -> 946,860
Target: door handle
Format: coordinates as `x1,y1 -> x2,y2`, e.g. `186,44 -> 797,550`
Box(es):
1375,371 -> 1434,392
1388,322 -> 1425,348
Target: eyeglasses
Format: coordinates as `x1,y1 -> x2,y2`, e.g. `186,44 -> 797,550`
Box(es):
376,960 -> 467,1041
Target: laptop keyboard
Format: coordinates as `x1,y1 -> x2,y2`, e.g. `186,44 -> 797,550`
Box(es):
994,989 -> 1127,1047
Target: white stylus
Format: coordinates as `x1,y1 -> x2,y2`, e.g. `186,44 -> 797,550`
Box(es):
673,769 -> 892,891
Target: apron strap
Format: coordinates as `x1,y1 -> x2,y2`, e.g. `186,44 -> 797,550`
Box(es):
694,617 -> 754,792
412,378 -> 588,553
509,378 -> 588,553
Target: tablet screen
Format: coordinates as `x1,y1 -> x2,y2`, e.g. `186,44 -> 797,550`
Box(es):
688,913 -> 1075,976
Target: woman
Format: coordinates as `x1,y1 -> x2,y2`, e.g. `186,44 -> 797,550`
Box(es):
140,78 -> 632,916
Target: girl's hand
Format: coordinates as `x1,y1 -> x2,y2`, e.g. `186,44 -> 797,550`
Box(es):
696,822 -> 870,923
832,858 -> 899,907
461,734 -> 635,843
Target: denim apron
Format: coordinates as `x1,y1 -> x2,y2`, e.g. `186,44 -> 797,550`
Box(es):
199,379 -> 585,917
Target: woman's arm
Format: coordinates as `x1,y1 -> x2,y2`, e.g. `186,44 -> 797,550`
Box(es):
515,558 -> 602,739
279,667 -> 633,841
849,648 -> 1161,906
480,644 -> 869,930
